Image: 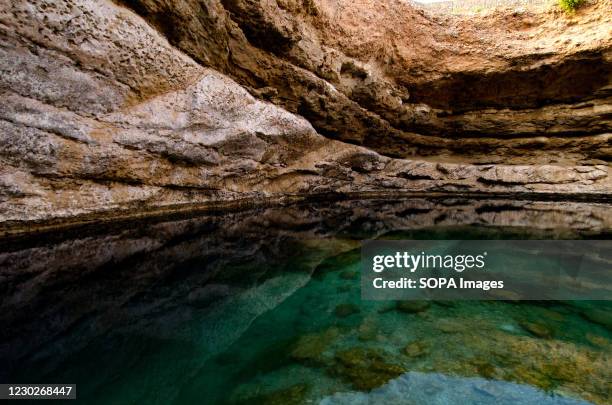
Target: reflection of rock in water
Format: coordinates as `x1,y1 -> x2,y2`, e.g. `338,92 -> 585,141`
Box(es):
320,371 -> 593,405
0,198 -> 609,380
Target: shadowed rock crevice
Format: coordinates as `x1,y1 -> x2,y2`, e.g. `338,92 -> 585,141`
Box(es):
406,50 -> 611,111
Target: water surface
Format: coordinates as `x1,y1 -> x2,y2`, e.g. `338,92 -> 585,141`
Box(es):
1,198 -> 610,404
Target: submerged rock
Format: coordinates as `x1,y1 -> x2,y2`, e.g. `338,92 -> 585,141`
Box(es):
520,321 -> 554,339
357,322 -> 379,342
334,303 -> 361,318
435,318 -> 467,333
331,348 -> 406,391
320,372 -> 593,405
290,327 -> 340,366
396,301 -> 431,314
403,341 -> 428,358
580,308 -> 612,331
584,333 -> 609,349
472,360 -> 497,380
230,383 -> 309,405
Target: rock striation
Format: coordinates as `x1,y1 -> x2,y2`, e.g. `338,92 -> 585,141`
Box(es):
0,0 -> 610,225
118,0 -> 612,161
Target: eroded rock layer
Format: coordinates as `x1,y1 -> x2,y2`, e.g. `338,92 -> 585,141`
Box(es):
0,0 -> 610,224
117,0 -> 612,162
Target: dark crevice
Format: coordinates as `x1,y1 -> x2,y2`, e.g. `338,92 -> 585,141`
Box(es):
406,50 -> 612,112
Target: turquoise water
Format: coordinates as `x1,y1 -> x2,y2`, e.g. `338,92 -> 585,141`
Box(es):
0,199 -> 610,404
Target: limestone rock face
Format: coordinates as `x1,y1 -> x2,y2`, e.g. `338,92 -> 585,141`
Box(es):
118,0 -> 612,163
0,0 -> 610,225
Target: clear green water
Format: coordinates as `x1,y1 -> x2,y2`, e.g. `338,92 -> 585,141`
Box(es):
0,199 -> 610,404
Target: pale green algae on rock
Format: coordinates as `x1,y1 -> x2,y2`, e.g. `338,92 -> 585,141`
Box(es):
0,199 -> 610,404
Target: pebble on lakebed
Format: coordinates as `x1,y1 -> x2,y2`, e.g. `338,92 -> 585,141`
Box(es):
331,347 -> 406,391
290,327 -> 339,366
396,300 -> 431,314
519,321 -> 554,339
334,303 -> 361,318
403,341 -> 429,358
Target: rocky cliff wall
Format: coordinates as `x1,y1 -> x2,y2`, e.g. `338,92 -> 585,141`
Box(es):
0,0 -> 610,226
117,0 -> 611,163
